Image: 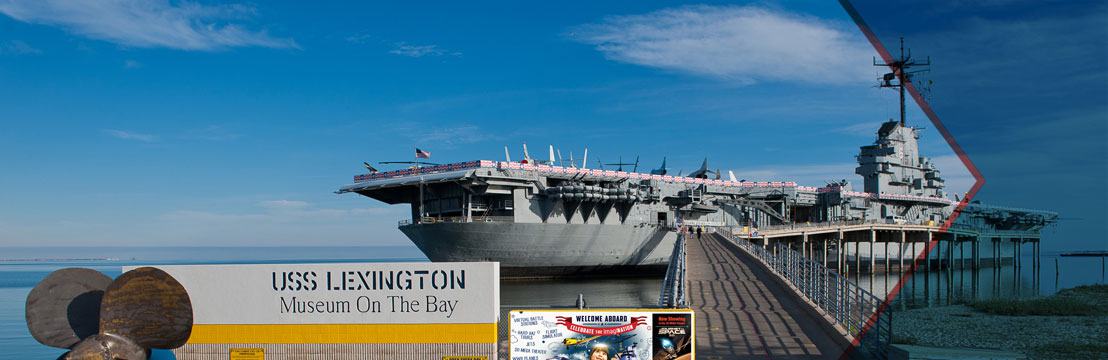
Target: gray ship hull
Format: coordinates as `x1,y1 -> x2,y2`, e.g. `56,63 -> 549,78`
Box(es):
400,222 -> 677,277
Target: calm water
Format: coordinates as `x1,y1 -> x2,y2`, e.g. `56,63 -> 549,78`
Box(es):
0,246 -> 659,359
854,253 -> 1107,306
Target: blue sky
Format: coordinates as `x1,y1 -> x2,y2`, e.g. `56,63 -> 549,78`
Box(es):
850,0 -> 1107,252
1,0 -> 1097,251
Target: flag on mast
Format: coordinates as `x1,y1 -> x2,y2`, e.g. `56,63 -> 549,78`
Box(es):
415,148 -> 431,159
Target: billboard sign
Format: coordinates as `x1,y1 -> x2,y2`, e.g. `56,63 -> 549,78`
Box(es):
509,309 -> 694,360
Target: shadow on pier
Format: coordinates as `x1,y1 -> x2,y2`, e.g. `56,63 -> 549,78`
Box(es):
687,233 -> 849,359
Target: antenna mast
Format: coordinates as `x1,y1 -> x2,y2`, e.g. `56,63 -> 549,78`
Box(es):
875,37 -> 930,126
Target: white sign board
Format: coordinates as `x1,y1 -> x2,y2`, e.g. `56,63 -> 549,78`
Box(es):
125,262 -> 499,325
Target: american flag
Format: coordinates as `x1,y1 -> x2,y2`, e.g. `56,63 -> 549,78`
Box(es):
415,148 -> 431,159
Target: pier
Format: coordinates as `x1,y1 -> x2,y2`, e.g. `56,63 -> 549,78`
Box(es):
656,220 -> 1055,357
684,232 -> 850,359
732,221 -> 1052,304
658,225 -> 904,359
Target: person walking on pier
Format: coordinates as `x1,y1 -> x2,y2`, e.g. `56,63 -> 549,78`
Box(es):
695,226 -> 702,239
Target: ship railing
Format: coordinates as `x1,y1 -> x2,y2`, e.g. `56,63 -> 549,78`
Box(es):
755,219 -> 869,232
726,232 -> 893,360
398,216 -> 515,226
658,233 -> 688,308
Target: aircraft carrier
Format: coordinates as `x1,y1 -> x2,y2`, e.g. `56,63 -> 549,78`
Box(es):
337,119 -> 1056,277
338,46 -> 1057,277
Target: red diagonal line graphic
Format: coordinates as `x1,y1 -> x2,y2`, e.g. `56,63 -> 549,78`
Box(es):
837,1 -> 987,358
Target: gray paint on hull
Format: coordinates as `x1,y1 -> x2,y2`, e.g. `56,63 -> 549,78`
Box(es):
400,223 -> 676,275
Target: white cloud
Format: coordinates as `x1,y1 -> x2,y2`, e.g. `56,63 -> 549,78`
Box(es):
419,124 -> 487,145
152,202 -> 409,246
929,154 -> 974,198
165,200 -> 398,222
391,123 -> 492,148
258,199 -> 310,210
0,0 -> 297,51
123,59 -> 141,68
183,124 -> 241,141
104,129 -> 157,142
833,121 -> 886,137
569,5 -> 874,84
0,39 -> 41,54
345,32 -> 374,45
389,42 -> 457,58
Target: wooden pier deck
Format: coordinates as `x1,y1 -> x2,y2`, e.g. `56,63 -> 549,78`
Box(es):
687,232 -> 849,359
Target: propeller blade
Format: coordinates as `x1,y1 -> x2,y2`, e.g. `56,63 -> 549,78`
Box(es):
64,333 -> 146,360
99,267 -> 193,349
26,268 -> 112,349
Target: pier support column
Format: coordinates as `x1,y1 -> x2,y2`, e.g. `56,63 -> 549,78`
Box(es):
909,234 -> 917,305
870,228 -> 877,275
948,233 -> 955,304
973,236 -> 980,270
899,231 -> 906,273
837,229 -> 844,274
823,238 -> 829,268
802,232 -> 808,258
959,238 -> 965,271
884,231 -> 891,293
885,232 -> 891,273
869,228 -> 877,288
925,230 -> 932,303
993,237 -> 1000,296
855,234 -> 862,280
944,232 -> 952,303
959,237 -> 966,298
972,235 -> 980,301
1033,239 -> 1040,294
1013,238 -> 1020,296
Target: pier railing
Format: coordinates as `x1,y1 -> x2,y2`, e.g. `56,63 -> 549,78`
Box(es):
729,235 -> 892,359
658,234 -> 688,308
751,219 -> 937,233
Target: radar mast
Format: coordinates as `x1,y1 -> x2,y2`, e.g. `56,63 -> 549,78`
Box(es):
875,37 -> 930,126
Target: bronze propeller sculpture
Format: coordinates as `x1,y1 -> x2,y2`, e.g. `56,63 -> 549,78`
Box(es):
26,267 -> 193,359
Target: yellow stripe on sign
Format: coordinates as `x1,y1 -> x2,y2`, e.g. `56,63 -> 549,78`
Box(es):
188,323 -> 497,344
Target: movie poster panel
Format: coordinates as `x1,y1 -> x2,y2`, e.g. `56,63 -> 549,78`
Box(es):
510,309 -> 694,360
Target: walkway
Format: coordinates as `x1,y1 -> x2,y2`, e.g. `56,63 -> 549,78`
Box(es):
687,233 -> 848,359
